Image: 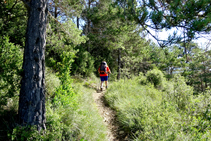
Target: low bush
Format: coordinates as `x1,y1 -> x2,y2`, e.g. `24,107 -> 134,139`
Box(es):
105,72 -> 211,140
0,37 -> 22,140
9,73 -> 107,140
164,74 -> 193,110
138,72 -> 148,85
45,67 -> 60,97
0,36 -> 22,107
146,69 -> 165,88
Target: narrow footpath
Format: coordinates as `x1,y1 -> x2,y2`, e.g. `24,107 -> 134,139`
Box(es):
92,89 -> 128,141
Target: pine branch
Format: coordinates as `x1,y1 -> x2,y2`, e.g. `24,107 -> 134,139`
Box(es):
21,0 -> 30,10
141,24 -> 167,47
8,0 -> 18,13
47,11 -> 71,36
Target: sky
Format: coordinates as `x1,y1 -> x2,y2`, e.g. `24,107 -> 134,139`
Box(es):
146,27 -> 211,50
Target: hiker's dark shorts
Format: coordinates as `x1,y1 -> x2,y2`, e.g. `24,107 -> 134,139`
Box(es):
100,76 -> 108,81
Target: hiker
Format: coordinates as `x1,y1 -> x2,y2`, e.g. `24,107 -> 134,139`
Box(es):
98,61 -> 111,91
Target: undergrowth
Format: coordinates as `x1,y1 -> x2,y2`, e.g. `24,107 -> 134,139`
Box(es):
0,36 -> 22,140
0,35 -> 107,140
6,70 -> 107,140
105,69 -> 211,140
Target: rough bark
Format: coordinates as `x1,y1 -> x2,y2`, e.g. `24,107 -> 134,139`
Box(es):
19,0 -> 48,131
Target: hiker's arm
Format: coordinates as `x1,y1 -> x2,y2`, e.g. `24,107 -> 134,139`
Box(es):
98,66 -> 100,74
108,67 -> 111,74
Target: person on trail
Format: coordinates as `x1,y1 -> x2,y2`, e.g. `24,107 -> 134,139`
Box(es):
98,61 -> 111,91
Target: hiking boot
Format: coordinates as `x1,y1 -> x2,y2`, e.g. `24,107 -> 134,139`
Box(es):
101,88 -> 103,91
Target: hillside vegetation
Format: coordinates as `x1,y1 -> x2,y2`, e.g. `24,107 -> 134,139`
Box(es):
105,69 -> 211,140
1,70 -> 108,140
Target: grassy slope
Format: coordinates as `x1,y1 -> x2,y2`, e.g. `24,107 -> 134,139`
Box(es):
71,78 -> 108,141
2,67 -> 211,140
105,77 -> 211,140
45,73 -> 108,141
2,70 -> 107,140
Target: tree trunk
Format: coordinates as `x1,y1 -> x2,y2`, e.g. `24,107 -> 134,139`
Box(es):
203,64 -> 207,89
117,48 -> 121,80
54,5 -> 58,32
55,5 -> 58,18
200,75 -> 203,92
87,0 -> 91,52
18,0 -> 48,131
77,16 -> 79,29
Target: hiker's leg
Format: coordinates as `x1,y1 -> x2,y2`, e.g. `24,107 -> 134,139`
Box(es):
100,76 -> 104,90
101,81 -> 104,88
105,81 -> 108,88
105,76 -> 108,88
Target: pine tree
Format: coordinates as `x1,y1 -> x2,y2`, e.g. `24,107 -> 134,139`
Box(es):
187,47 -> 211,93
19,0 -> 48,131
115,0 -> 211,46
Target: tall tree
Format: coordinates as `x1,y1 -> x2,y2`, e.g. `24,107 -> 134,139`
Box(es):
19,0 -> 48,131
115,0 -> 211,47
186,47 -> 211,93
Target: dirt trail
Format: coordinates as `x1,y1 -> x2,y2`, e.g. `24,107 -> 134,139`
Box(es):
93,89 -> 128,141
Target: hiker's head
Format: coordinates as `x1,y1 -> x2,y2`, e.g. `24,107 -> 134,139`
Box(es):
101,61 -> 107,66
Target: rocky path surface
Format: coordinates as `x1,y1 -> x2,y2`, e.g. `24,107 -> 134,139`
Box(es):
93,89 -> 128,141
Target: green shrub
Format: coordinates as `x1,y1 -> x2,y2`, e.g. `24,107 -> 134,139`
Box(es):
146,69 -> 165,87
181,88 -> 211,139
10,75 -> 107,141
105,76 -> 211,140
49,51 -> 79,108
138,72 -> 148,85
70,82 -> 107,140
105,78 -> 180,140
0,37 -> 22,140
45,67 -> 60,97
72,49 -> 95,77
162,74 -> 193,111
0,36 -> 23,107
